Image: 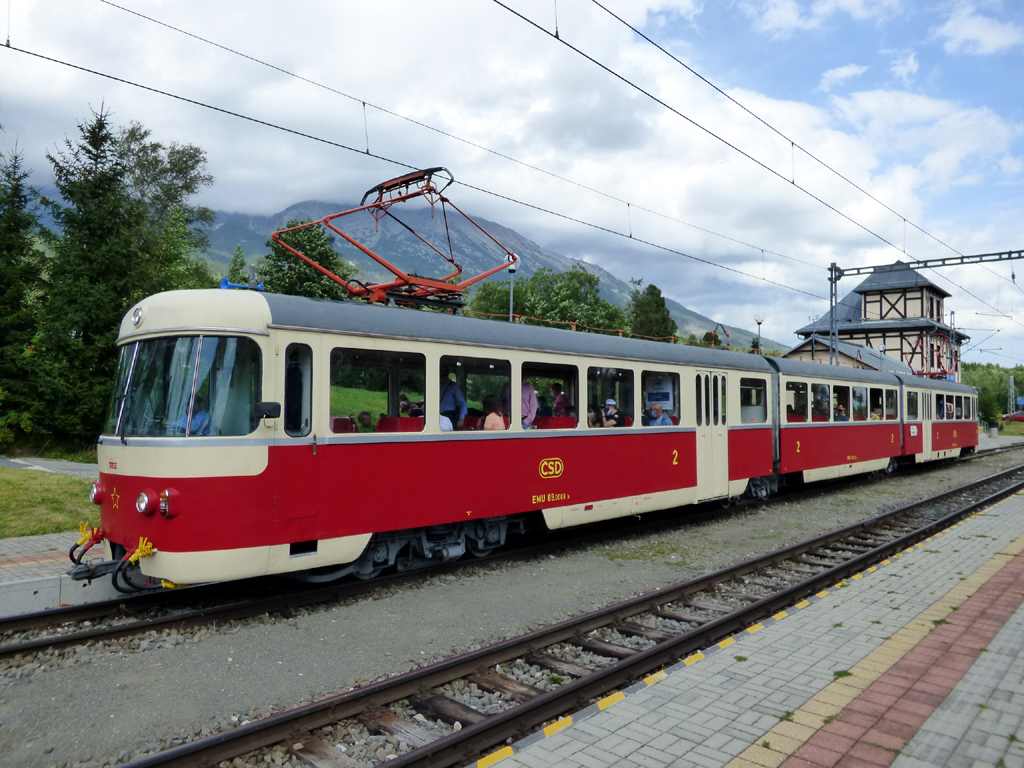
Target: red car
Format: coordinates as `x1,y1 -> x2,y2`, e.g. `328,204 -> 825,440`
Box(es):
1003,411 -> 1024,421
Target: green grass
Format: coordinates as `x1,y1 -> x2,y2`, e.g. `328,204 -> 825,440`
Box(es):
0,467 -> 98,538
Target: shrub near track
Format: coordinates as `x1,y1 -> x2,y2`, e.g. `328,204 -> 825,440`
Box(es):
0,467 -> 97,538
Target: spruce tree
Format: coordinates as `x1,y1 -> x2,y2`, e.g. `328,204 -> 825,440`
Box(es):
0,149 -> 43,444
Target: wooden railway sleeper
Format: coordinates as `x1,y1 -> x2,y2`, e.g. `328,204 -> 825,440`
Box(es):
717,590 -> 764,603
573,634 -> 639,660
773,562 -> 820,575
611,621 -> 677,642
682,599 -> 736,613
525,652 -> 593,679
797,554 -> 843,567
408,692 -> 488,727
357,709 -> 436,748
815,547 -> 856,560
468,671 -> 544,703
288,733 -> 363,768
652,608 -> 709,625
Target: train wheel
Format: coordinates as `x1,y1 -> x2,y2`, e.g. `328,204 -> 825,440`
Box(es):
885,457 -> 898,474
467,540 -> 495,558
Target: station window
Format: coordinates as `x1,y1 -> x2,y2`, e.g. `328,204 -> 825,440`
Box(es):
906,391 -> 919,421
329,348 -> 425,433
522,362 -> 579,429
641,371 -> 680,426
885,390 -> 899,420
811,383 -> 830,422
441,355 -> 510,431
588,367 -> 633,427
740,378 -> 767,424
785,381 -> 808,423
852,387 -> 868,421
284,343 -> 313,437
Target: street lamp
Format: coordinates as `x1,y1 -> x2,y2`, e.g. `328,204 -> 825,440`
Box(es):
508,258 -> 517,323
754,313 -> 765,353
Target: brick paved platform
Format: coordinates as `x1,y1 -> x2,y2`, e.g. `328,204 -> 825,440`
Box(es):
0,531 -> 119,614
486,494 -> 1024,768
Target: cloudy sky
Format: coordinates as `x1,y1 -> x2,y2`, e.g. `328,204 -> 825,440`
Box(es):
2,0 -> 1022,363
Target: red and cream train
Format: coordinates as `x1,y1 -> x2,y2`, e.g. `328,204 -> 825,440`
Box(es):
72,288 -> 978,591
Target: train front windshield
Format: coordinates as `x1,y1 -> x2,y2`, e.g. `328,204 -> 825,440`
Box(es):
104,336 -> 262,438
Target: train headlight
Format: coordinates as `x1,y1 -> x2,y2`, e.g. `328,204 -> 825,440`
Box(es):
136,491 -> 157,515
89,482 -> 105,505
157,488 -> 180,518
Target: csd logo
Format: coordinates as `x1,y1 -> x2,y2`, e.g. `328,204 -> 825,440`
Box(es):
539,458 -> 564,479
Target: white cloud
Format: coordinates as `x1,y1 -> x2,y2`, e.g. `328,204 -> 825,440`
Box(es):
741,0 -> 901,36
936,3 -> 1024,54
819,64 -> 868,91
889,52 -> 919,84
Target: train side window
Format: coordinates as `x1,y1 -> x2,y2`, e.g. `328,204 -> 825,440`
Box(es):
833,385 -> 850,421
712,375 -> 720,426
721,377 -> 727,425
955,396 -> 963,419
885,390 -> 899,420
284,343 -> 313,437
442,355 -> 510,430
523,362 -> 579,429
785,381 -> 807,423
869,388 -> 884,420
906,391 -> 919,421
935,394 -> 945,420
740,378 -> 767,423
704,375 -> 710,426
696,375 -> 703,427
588,367 -> 633,427
811,383 -> 830,422
852,387 -> 868,421
641,371 -> 679,425
329,348 -> 425,433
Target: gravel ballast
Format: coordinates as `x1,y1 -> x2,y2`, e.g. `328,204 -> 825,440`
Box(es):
1,452 -> 1021,768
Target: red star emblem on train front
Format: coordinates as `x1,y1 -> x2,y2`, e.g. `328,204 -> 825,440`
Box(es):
110,488 -> 120,510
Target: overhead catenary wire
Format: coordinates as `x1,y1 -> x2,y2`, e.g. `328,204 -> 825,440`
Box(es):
1,42 -> 824,302
489,0 -> 1021,327
95,0 -> 817,270
589,0 -> 1022,298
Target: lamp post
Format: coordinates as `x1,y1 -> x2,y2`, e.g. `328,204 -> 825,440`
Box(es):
754,314 -> 765,353
508,259 -> 517,323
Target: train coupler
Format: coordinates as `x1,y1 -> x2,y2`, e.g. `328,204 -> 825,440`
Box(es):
67,558 -> 122,582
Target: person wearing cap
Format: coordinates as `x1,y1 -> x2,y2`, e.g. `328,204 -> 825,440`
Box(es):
601,398 -> 626,427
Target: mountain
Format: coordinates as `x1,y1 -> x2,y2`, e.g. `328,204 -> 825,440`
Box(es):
205,201 -> 785,352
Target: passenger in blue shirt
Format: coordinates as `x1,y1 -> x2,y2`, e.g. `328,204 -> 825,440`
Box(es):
646,402 -> 673,427
439,373 -> 468,430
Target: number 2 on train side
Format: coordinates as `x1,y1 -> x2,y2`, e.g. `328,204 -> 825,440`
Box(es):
672,449 -> 678,465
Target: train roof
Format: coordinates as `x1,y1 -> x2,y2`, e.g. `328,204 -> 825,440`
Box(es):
121,290 -> 975,395
261,291 -> 778,372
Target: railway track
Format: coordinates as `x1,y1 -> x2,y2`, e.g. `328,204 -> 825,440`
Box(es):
105,461 -> 1024,768
2,444 -> 1021,662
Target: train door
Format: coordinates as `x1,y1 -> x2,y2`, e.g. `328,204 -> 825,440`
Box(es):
918,390 -> 932,456
273,341 -> 320,520
695,371 -> 729,501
